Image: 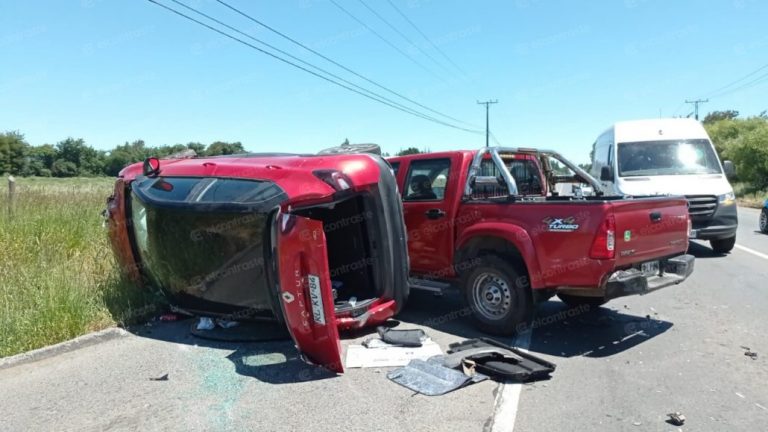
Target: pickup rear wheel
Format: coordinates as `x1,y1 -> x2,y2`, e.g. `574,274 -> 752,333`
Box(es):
463,256 -> 532,335
556,294 -> 607,308
710,236 -> 736,254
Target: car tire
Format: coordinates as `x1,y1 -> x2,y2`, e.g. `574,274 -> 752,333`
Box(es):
710,236 -> 736,253
556,293 -> 607,309
760,209 -> 768,234
462,256 -> 533,335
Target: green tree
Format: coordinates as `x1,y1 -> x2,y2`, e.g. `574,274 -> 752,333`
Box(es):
703,110 -> 739,124
51,159 -> 78,177
396,147 -> 421,156
55,138 -> 104,176
23,144 -> 57,176
205,141 -> 245,156
0,131 -> 29,175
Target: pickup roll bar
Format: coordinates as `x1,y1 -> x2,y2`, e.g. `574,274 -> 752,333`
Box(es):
464,147 -> 604,198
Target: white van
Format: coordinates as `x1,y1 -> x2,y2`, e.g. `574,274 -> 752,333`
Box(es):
590,118 -> 738,253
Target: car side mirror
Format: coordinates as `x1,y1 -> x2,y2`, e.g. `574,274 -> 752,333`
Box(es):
143,157 -> 161,177
600,166 -> 614,182
723,160 -> 735,178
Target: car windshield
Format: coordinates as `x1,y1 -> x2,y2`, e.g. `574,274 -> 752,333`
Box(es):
617,139 -> 722,177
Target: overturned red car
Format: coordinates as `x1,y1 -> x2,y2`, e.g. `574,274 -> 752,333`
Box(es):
106,151 -> 409,372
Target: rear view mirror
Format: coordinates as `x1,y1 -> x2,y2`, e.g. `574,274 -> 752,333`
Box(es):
723,160 -> 735,178
143,157 -> 161,177
600,166 -> 614,182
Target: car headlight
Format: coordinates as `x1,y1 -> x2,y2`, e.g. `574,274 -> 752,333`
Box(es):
718,191 -> 735,205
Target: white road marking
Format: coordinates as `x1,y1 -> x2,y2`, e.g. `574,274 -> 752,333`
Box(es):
735,244 -> 768,261
490,330 -> 532,432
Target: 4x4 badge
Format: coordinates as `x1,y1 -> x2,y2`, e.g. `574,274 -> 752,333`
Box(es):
542,216 -> 579,232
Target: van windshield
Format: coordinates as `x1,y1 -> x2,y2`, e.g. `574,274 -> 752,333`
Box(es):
617,139 -> 722,177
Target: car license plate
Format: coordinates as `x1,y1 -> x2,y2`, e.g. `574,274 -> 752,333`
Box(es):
641,261 -> 659,276
689,229 -> 697,239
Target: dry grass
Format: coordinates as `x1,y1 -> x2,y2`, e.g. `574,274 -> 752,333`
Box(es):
0,177 -> 158,357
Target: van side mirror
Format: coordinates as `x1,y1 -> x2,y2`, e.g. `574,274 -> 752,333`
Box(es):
723,160 -> 735,178
600,166 -> 614,181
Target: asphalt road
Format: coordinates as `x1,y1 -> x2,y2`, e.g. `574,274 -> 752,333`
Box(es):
1,206 -> 766,432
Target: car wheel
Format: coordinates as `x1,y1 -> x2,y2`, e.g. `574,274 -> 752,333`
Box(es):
760,209 -> 768,234
711,236 -> 736,253
556,293 -> 607,309
462,256 -> 533,335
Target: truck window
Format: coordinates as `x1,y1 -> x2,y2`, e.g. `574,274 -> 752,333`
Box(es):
403,158 -> 450,201
389,161 -> 400,177
475,158 -> 543,197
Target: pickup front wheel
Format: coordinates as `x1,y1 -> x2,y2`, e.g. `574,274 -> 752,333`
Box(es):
463,256 -> 533,335
710,236 -> 736,254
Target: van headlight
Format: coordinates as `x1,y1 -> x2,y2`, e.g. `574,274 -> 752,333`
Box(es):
718,191 -> 735,206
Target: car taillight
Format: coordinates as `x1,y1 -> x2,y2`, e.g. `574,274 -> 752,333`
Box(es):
687,215 -> 692,239
313,169 -> 353,191
590,214 -> 616,259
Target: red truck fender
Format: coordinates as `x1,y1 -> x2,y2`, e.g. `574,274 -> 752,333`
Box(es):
454,222 -> 544,290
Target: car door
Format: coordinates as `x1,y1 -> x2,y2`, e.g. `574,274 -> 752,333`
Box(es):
277,213 -> 343,373
401,157 -> 454,275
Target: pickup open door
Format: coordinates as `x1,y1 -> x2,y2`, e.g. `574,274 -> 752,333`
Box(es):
277,213 -> 343,373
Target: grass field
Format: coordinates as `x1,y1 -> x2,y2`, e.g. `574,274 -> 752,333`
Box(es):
0,177 -> 157,357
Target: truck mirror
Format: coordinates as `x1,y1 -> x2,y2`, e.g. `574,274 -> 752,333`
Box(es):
600,166 -> 614,182
723,160 -> 735,178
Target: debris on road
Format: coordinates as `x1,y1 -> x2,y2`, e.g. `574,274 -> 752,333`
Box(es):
387,359 -> 477,396
149,373 -> 169,381
346,339 -> 443,368
195,317 -> 215,331
666,412 -> 686,426
446,338 -> 555,382
377,327 -> 426,347
740,346 -> 758,359
216,319 -> 239,329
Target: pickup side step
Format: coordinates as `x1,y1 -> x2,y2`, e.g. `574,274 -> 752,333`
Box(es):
409,279 -> 451,295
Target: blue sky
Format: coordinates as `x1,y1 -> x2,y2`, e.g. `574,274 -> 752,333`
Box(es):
1,0 -> 767,163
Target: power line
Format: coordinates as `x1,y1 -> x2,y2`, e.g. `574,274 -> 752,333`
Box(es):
356,0 -> 451,74
165,0 -> 460,130
328,0 -> 442,80
384,0 -> 467,77
709,69 -> 768,99
703,61 -> 768,99
213,0 -> 476,127
146,0 -> 481,133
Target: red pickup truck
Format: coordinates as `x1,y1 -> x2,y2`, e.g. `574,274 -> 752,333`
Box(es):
389,147 -> 694,335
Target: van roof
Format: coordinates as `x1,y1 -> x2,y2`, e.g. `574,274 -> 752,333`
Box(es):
613,118 -> 710,143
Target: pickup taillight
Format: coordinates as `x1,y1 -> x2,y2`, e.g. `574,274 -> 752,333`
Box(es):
590,214 -> 616,260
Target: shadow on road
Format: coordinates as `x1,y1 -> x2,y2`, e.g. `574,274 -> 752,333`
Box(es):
688,241 -> 727,258
525,300 -> 673,358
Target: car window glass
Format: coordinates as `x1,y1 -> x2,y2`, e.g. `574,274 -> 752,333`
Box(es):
403,158 -> 450,201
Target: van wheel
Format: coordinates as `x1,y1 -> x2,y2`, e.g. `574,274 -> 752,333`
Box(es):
462,256 -> 533,335
760,209 -> 768,234
711,236 -> 736,253
557,293 -> 607,309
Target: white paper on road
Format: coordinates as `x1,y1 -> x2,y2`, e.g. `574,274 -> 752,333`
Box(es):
345,339 -> 443,368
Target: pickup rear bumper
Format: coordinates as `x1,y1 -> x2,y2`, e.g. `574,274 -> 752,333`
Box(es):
604,254 -> 695,300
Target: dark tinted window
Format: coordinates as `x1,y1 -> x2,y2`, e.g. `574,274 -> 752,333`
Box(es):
389,161 -> 400,177
132,177 -> 286,211
403,158 -> 450,201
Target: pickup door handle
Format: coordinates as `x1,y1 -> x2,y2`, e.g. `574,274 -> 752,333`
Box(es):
425,209 -> 446,219
650,211 -> 662,222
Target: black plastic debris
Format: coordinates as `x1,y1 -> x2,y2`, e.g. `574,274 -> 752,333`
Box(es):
446,338 -> 555,382
666,412 -> 686,426
149,373 -> 169,381
377,327 -> 426,347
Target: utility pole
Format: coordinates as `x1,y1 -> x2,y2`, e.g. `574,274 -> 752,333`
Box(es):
685,99 -> 709,120
477,99 -> 498,147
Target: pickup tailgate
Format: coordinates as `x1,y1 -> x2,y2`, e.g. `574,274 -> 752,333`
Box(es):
610,196 -> 689,267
